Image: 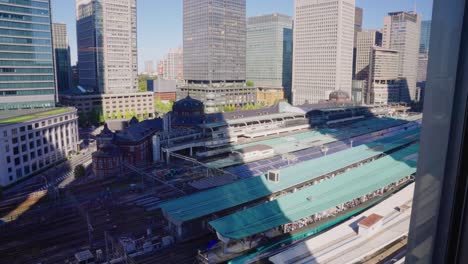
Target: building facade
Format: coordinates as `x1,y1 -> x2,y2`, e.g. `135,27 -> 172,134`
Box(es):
60,92 -> 155,119
0,0 -> 56,110
0,108 -> 79,186
144,60 -> 154,75
292,0 -> 355,105
158,48 -> 183,82
368,47 -> 402,105
148,80 -> 177,102
75,0 -> 138,94
177,85 -> 256,113
382,11 -> 421,103
183,0 -> 246,83
52,23 -> 73,94
352,7 -> 363,78
419,20 -> 431,54
246,14 -> 293,100
256,87 -> 285,106
355,30 -> 382,80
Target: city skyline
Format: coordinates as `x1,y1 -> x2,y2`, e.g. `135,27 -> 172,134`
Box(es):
52,0 -> 433,71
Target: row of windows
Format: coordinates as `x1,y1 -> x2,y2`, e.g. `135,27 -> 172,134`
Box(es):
0,0 -> 49,9
0,36 -> 51,45
0,28 -> 51,38
0,81 -> 53,88
0,43 -> 51,52
0,3 -> 49,16
0,67 -> 53,73
0,12 -> 49,23
0,74 -> 53,81
0,88 -> 54,96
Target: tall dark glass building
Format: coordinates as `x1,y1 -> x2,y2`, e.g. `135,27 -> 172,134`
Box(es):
52,22 -> 72,93
0,0 -> 56,110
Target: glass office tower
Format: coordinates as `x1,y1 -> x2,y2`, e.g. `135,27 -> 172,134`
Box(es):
0,0 -> 56,110
52,22 -> 72,94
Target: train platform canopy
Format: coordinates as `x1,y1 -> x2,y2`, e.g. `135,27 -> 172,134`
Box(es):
228,117 -> 407,152
209,144 -> 419,240
159,129 -> 419,224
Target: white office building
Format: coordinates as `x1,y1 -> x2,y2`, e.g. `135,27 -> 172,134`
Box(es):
292,0 -> 355,105
382,12 -> 421,103
0,108 -> 79,187
368,47 -> 402,105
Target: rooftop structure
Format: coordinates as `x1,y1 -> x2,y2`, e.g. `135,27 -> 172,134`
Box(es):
209,144 -> 418,240
160,130 -> 418,230
0,108 -> 73,126
269,183 -> 415,264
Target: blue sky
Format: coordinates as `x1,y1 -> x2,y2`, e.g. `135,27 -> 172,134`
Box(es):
52,0 -> 433,71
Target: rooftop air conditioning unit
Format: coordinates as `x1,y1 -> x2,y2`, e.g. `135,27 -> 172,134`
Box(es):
268,170 -> 280,183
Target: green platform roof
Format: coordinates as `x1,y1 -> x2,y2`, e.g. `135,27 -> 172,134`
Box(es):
229,117 -> 407,151
0,107 -> 73,126
209,144 -> 419,240
160,129 -> 419,223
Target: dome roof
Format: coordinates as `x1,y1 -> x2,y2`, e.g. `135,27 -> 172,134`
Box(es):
329,90 -> 350,101
173,95 -> 204,112
98,123 -> 114,139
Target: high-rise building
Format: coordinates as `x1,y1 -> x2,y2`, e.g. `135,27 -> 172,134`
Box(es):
181,0 -> 254,112
383,11 -> 421,103
352,7 -> 363,78
76,0 -> 138,94
52,23 -> 73,93
419,20 -> 431,54
368,47 -> 402,105
144,60 -> 155,75
158,48 -> 183,81
292,0 -> 355,105
354,7 -> 363,42
183,0 -> 246,83
246,13 -> 292,100
0,0 -> 56,110
355,30 -> 382,80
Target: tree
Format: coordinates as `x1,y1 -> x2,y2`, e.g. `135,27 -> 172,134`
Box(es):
78,113 -> 88,128
125,110 -> 132,119
246,80 -> 255,87
154,99 -> 173,114
116,110 -> 123,119
74,165 -> 86,179
138,74 -> 157,92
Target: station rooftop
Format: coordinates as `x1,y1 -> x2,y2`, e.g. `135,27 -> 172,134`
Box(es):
209,144 -> 419,240
0,107 -> 74,127
160,129 -> 419,224
229,117 -> 407,152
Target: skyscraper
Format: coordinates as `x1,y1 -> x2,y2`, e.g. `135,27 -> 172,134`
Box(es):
52,23 -> 72,94
76,0 -> 138,94
0,0 -> 56,110
246,13 -> 293,100
355,30 -> 382,80
383,11 -> 421,103
183,0 -> 246,83
352,7 -> 363,79
419,20 -> 431,54
292,0 -> 355,105
159,48 -> 183,81
180,0 -> 255,112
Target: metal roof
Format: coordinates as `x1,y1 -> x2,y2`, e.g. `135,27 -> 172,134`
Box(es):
209,144 -> 419,240
159,129 -> 419,223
